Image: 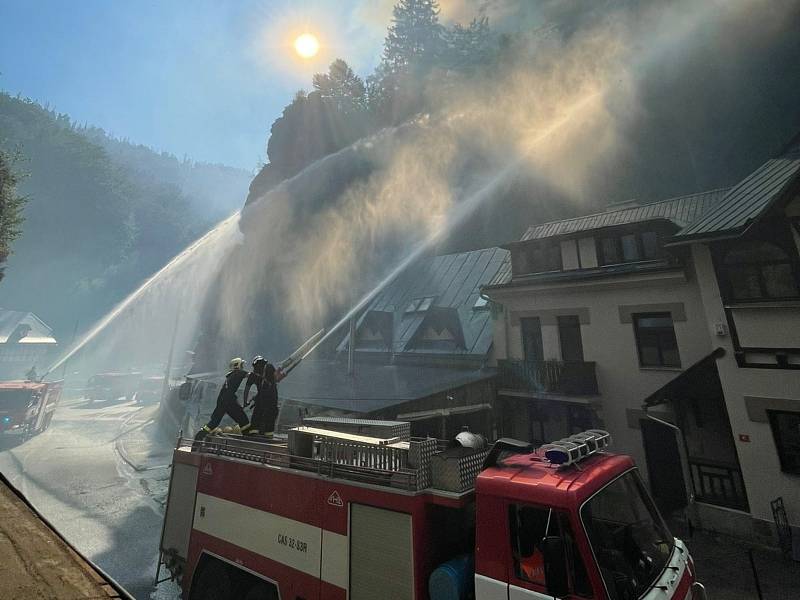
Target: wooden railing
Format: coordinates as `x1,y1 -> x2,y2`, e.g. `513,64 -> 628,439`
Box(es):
689,458 -> 749,511
497,359 -> 599,396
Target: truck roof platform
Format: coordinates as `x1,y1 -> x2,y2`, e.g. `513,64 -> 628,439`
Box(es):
181,421 -> 489,505
0,472 -> 129,599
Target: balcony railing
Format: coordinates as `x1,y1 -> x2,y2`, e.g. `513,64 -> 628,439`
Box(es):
689,458 -> 749,512
497,359 -> 599,396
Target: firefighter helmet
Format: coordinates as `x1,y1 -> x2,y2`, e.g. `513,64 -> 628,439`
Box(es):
229,357 -> 245,371
251,355 -> 266,367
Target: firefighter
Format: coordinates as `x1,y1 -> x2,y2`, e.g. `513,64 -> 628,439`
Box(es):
243,356 -> 285,437
195,358 -> 253,441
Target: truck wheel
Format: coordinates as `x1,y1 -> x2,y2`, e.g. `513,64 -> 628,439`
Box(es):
243,582 -> 278,600
191,558 -> 231,600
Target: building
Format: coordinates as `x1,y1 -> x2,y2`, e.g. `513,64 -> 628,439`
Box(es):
483,189 -> 728,492
662,136 -> 800,542
0,309 -> 58,379
278,247 -> 508,438
483,136 -> 800,543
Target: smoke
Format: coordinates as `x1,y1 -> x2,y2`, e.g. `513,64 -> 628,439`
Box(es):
53,0 -> 800,376
230,0 -> 800,343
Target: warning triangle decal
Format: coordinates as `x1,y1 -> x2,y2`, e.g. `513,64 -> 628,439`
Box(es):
327,490 -> 343,507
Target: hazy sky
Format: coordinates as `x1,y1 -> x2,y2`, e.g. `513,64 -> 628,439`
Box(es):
0,1 -> 400,170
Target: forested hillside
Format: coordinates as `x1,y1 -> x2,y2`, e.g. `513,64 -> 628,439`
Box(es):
82,128 -> 250,221
0,92 -> 248,340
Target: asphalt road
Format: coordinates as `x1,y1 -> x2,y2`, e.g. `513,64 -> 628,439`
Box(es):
0,396 -> 180,600
3,395 -> 800,600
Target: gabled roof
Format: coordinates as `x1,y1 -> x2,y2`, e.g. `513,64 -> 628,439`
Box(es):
673,144 -> 800,243
521,189 -> 728,241
338,247 -> 508,357
0,310 -> 56,345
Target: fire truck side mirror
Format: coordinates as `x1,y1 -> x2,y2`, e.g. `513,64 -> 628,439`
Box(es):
542,535 -> 568,598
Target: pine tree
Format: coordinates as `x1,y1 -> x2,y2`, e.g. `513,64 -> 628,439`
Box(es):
381,0 -> 443,76
312,59 -> 366,113
443,17 -> 493,71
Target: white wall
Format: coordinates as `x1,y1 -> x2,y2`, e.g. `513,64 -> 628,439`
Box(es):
692,243 -> 800,526
489,265 -> 713,479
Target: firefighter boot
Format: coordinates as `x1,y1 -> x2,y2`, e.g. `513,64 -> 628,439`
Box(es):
195,425 -> 212,442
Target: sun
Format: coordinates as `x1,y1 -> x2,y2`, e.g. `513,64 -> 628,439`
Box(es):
294,33 -> 320,59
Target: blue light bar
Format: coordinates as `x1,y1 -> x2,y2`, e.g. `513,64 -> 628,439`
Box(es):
541,429 -> 612,467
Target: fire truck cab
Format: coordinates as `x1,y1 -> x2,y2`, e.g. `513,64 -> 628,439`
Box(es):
0,380 -> 62,439
158,419 -> 706,600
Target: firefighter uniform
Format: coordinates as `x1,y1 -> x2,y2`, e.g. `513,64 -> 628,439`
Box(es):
195,358 -> 253,440
244,361 -> 283,437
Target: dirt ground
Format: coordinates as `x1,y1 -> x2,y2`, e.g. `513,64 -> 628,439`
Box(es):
0,477 -> 120,599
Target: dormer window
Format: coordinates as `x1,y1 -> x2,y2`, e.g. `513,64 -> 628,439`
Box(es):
407,307 -> 465,351
597,231 -> 661,266
512,242 -> 562,276
473,295 -> 489,310
354,310 -> 393,350
420,324 -> 456,341
405,296 -> 435,313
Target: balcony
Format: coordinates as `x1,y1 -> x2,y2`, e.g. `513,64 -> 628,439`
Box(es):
497,359 -> 599,396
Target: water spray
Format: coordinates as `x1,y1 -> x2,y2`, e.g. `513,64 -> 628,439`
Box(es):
41,212 -> 242,380
297,90 -> 604,362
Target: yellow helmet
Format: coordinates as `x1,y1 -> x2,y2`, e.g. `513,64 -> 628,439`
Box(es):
229,357 -> 245,371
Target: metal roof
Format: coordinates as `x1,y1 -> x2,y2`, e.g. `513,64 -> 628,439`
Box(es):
673,147 -> 800,242
0,310 -> 55,344
338,247 -> 509,358
521,188 -> 728,241
279,359 -> 495,413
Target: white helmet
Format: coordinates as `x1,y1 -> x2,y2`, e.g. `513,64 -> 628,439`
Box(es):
229,357 -> 246,371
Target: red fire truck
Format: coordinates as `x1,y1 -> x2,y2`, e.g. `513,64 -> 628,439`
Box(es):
0,380 -> 63,439
157,419 -> 706,600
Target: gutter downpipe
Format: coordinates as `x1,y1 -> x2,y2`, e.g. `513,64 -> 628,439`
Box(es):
643,404 -> 696,536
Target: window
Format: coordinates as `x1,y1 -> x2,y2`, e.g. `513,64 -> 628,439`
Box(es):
514,243 -> 563,275
473,295 -> 489,310
768,410 -> 800,475
558,315 -> 584,362
597,231 -> 661,266
509,504 -> 593,597
722,241 -> 800,301
598,237 -> 620,265
521,317 -> 544,363
620,234 -> 640,262
641,231 -> 659,259
633,313 -> 680,367
405,296 -> 435,313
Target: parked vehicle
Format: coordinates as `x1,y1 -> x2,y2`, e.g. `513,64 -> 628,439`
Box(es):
0,380 -> 63,439
86,372 -> 141,403
157,420 -> 706,600
133,376 -> 164,404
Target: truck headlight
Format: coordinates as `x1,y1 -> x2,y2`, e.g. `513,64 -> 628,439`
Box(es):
2,416 -> 11,424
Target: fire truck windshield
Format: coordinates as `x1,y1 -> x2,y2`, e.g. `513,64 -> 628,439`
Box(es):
0,390 -> 34,410
581,470 -> 673,599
